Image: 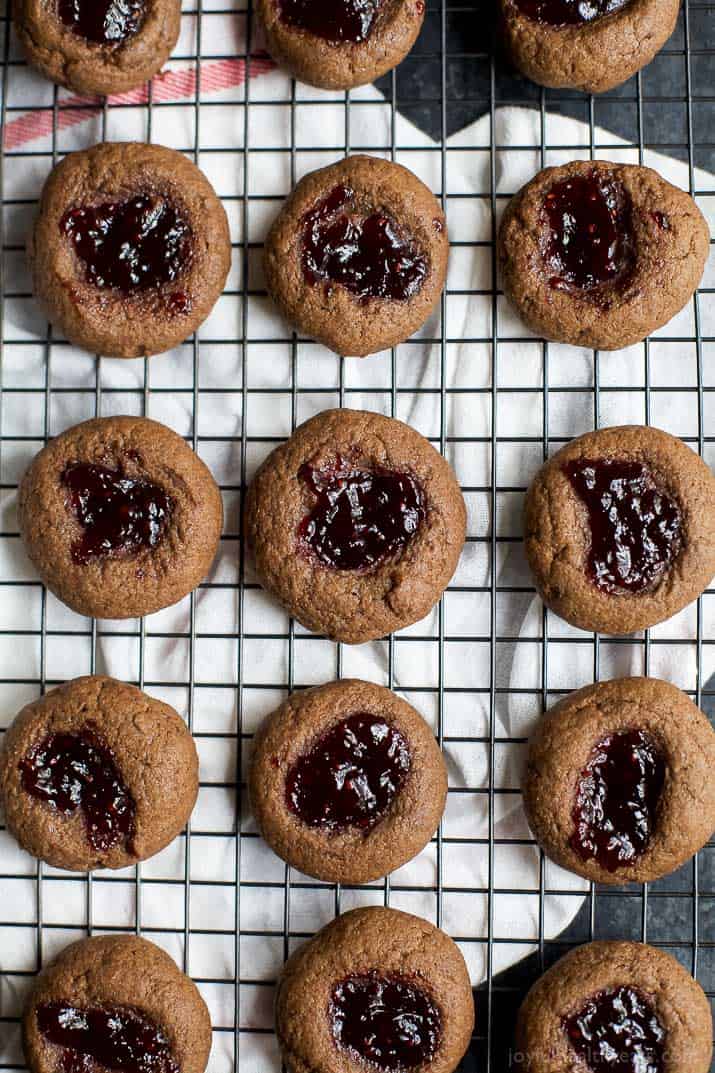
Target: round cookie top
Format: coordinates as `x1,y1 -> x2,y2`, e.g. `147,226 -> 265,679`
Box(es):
516,941 -> 713,1073
13,0 -> 181,95
524,424 -> 715,634
523,676 -> 715,885
0,675 -> 199,872
23,935 -> 212,1073
256,0 -> 425,90
499,0 -> 680,93
498,160 -> 708,351
276,907 -> 474,1073
263,155 -> 449,357
30,142 -> 230,359
245,408 -> 466,643
18,415 -> 223,620
249,678 -> 447,884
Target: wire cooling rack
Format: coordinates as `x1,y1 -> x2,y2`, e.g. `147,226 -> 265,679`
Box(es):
0,0 -> 713,1070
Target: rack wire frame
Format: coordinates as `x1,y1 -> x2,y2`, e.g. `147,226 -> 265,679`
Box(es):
0,0 -> 713,1070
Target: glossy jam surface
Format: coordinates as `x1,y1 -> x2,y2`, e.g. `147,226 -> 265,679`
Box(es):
37,1001 -> 177,1073
541,172 -> 635,295
62,461 -> 173,566
278,0 -> 381,42
57,0 -> 144,44
563,987 -> 666,1072
61,196 -> 191,294
564,458 -> 682,594
298,456 -> 425,571
286,713 -> 411,831
301,184 -> 427,303
571,729 -> 665,872
20,726 -> 135,853
330,973 -> 441,1071
513,0 -> 629,26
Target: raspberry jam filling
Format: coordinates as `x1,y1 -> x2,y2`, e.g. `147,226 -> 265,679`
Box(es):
37,1001 -> 178,1073
58,0 -> 144,44
562,987 -> 666,1072
20,725 -> 135,853
298,456 -> 425,571
330,973 -> 442,1070
62,461 -> 173,566
61,195 -> 191,299
570,729 -> 665,872
563,458 -> 682,594
286,713 -> 411,831
541,171 -> 635,296
301,184 -> 428,302
278,0 -> 382,42
513,0 -> 629,26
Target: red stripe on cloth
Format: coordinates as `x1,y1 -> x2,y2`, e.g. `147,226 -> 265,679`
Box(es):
3,54 -> 276,150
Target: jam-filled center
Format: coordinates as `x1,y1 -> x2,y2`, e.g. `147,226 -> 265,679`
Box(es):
541,171 -> 635,294
564,458 -> 682,595
301,184 -> 428,303
570,729 -> 665,872
61,195 -> 191,295
37,1001 -> 178,1073
20,725 -> 135,854
513,0 -> 630,27
62,460 -> 173,566
330,973 -> 442,1071
278,0 -> 382,42
58,0 -> 144,44
298,456 -> 426,571
286,712 -> 411,831
563,987 -> 666,1072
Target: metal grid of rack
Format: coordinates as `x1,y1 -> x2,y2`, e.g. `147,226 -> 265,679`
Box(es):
0,0 -> 713,1070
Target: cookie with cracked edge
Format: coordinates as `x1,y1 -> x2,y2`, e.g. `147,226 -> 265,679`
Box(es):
256,0 -> 425,90
500,0 -> 680,94
498,160 -> 708,350
523,676 -> 715,886
23,935 -> 212,1073
13,0 -> 180,96
18,415 -> 223,620
244,408 -> 466,643
524,425 -> 715,634
263,154 -> 448,357
30,142 -> 230,359
276,907 -> 474,1073
249,678 -> 448,884
516,941 -> 712,1073
0,675 -> 199,871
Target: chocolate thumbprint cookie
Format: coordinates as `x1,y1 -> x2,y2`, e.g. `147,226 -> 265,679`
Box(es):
30,142 -> 230,358
18,416 -> 223,619
263,155 -> 448,357
245,408 -> 466,643
523,677 -> 715,885
276,908 -> 474,1073
498,160 -> 708,350
14,0 -> 181,95
524,425 -> 715,634
250,678 -> 447,884
500,0 -> 680,93
23,936 -> 212,1073
256,0 -> 426,90
516,941 -> 712,1073
0,675 -> 198,871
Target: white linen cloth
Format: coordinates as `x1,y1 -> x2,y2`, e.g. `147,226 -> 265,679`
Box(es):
0,23 -> 713,1070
